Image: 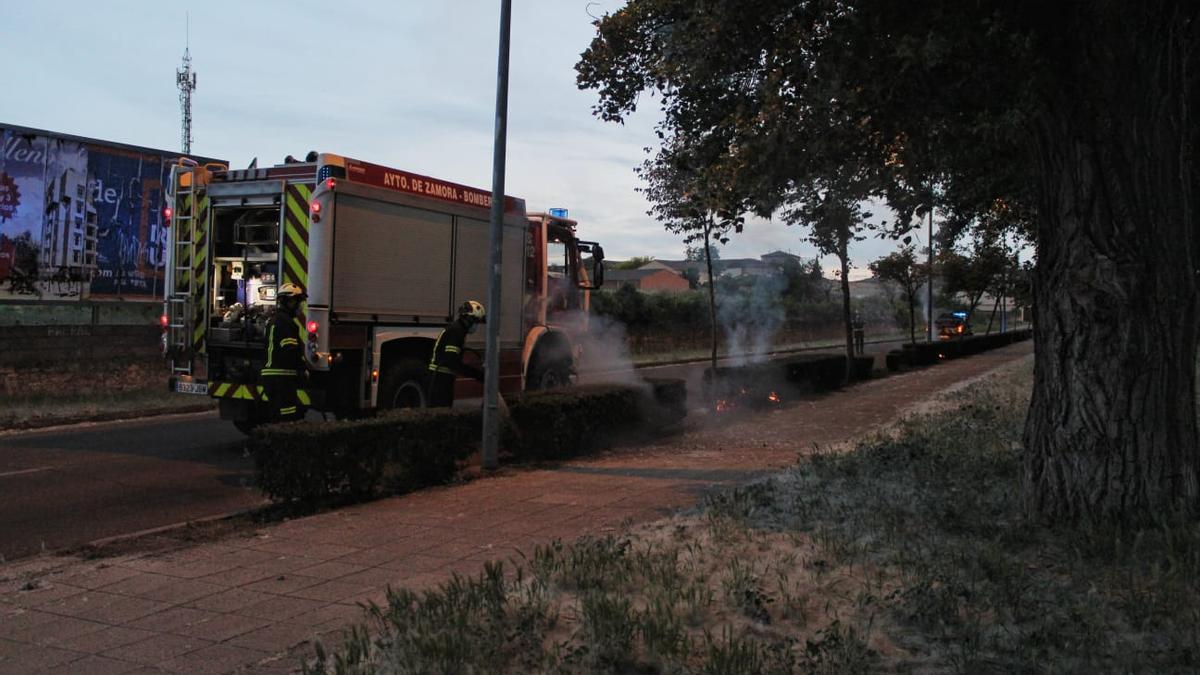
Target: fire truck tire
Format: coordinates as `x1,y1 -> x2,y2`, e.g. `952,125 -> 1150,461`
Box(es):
379,358 -> 429,409
526,356 -> 572,391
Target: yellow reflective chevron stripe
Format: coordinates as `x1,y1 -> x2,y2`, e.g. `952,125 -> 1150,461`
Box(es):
192,193 -> 210,353
207,382 -> 310,405
282,183 -> 313,294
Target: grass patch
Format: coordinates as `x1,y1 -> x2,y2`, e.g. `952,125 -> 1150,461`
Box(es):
305,355 -> 1200,672
0,389 -> 214,429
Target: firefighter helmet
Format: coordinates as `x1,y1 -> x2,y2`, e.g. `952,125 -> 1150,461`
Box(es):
277,283 -> 306,299
458,300 -> 486,323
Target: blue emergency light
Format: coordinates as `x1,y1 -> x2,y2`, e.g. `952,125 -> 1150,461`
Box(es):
548,207 -> 569,218
953,311 -> 968,318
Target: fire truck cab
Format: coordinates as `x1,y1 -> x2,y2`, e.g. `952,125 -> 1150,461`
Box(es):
162,153 -> 604,431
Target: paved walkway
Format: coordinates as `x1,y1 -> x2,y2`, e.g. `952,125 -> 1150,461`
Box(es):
0,343 -> 1032,674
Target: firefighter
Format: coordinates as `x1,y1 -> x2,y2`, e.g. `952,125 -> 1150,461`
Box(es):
427,301 -> 486,408
260,283 -> 308,422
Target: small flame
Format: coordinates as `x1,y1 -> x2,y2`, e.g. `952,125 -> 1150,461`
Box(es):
715,399 -> 735,413
767,391 -> 781,404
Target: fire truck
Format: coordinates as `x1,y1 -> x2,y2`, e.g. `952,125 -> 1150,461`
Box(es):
161,154 -> 605,431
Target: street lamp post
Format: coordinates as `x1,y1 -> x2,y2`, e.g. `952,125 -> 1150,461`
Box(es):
482,0 -> 512,471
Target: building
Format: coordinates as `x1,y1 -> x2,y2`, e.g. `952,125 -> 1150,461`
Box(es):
602,268 -> 691,292
41,166 -> 98,278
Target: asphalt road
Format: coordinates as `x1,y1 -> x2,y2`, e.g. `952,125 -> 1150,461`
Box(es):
0,412 -> 257,561
0,339 -> 907,562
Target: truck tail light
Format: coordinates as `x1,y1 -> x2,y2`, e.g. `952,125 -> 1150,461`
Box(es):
162,206 -> 172,227
310,200 -> 321,223
324,178 -> 336,190
160,314 -> 169,329
306,320 -> 319,335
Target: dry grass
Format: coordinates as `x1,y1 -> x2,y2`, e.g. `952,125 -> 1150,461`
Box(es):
306,354 -> 1200,673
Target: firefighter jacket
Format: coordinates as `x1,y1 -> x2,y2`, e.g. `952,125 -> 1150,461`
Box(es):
429,317 -> 484,381
262,311 -> 305,377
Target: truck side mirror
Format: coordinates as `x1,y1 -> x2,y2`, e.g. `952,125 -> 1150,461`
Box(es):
576,241 -> 605,290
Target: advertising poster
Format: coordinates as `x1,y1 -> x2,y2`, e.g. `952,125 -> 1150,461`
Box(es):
0,125 -> 217,302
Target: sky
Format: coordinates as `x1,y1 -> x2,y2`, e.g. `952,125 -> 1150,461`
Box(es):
1,0 -> 913,278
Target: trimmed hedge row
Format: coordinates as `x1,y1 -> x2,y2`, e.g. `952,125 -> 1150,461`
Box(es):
703,352 -> 875,406
252,407 -> 481,502
887,329 -> 1032,372
252,379 -> 687,502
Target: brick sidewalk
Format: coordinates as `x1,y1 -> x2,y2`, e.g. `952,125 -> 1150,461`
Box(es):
0,343 -> 1032,674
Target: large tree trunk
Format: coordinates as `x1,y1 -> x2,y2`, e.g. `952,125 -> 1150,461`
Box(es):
1023,3 -> 1199,523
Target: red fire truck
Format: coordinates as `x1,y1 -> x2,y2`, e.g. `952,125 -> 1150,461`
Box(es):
162,153 -> 604,431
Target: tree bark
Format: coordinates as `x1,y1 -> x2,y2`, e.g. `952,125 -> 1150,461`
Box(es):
704,220 -> 718,372
838,229 -> 855,382
1023,3 -> 1199,523
907,288 -> 917,345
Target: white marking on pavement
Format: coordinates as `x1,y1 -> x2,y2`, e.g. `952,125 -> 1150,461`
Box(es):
0,467 -> 53,478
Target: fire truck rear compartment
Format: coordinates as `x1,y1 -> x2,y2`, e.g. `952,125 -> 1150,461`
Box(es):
207,205 -> 281,381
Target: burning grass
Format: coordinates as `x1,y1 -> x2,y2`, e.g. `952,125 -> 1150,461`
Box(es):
305,355 -> 1200,672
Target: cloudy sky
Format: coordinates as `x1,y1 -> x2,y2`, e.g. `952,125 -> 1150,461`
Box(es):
2,0 -> 912,277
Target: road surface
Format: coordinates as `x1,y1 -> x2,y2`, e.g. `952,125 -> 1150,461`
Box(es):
0,413 -> 255,561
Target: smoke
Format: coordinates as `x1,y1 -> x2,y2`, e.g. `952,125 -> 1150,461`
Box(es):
718,274 -> 787,366
570,310 -> 648,390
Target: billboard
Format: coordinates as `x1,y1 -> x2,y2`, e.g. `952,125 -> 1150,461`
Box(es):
0,125 -> 222,301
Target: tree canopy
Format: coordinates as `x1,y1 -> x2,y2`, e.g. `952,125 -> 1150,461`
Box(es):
578,1 -> 1199,523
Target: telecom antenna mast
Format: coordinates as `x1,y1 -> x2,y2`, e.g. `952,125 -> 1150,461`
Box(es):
176,17 -> 197,153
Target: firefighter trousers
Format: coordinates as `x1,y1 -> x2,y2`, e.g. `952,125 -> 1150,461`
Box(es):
427,372 -> 456,408
262,374 -> 303,422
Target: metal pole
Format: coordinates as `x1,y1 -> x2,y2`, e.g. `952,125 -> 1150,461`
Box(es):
482,0 -> 512,472
927,205 -> 934,342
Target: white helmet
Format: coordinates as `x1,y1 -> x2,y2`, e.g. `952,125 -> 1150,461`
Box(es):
458,300 -> 486,323
277,282 -> 306,299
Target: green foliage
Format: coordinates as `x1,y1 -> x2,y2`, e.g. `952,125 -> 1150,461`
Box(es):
255,381 -> 687,501
505,385 -> 644,460
612,256 -> 656,270
251,407 -> 481,502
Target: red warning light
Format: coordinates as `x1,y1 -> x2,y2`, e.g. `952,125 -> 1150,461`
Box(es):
159,314 -> 169,329
306,320 -> 319,334
311,201 -> 321,214
325,178 -> 336,190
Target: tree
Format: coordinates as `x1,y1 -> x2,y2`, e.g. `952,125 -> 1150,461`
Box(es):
578,1 -> 1199,524
870,247 -> 924,345
684,243 -> 720,263
637,135 -> 742,371
613,256 -> 655,270
940,235 -> 1009,321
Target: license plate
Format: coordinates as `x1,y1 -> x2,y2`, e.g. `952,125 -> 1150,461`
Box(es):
175,381 -> 209,395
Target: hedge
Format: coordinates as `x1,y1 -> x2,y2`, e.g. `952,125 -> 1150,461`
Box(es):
892,329 -> 1033,369
252,407 -> 481,502
253,379 -> 688,501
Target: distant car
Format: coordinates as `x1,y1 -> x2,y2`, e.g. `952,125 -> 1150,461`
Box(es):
935,311 -> 972,340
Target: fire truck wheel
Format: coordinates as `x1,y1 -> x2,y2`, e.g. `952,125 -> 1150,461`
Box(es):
380,358 -> 428,409
526,357 -> 572,391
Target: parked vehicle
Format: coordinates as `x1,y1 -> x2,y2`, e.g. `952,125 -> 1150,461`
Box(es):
161,154 -> 604,431
935,311 -> 973,340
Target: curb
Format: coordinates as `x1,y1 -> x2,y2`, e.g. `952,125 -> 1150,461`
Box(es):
0,404 -> 218,435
